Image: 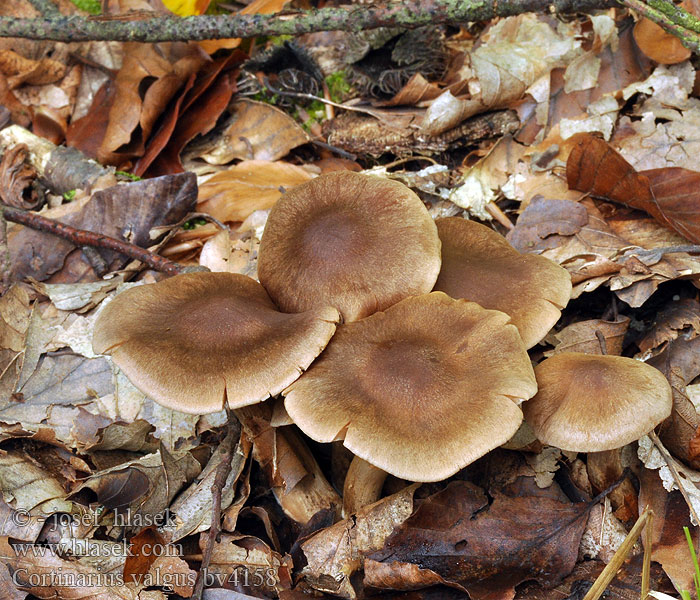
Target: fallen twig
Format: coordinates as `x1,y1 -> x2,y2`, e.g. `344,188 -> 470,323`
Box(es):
192,406 -> 238,600
2,205 -> 190,276
620,0 -> 700,53
0,0 -> 616,42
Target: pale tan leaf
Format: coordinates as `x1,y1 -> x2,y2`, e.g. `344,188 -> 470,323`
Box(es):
197,161 -> 313,223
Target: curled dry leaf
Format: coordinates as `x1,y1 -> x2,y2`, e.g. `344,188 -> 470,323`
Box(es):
135,51 -> 243,177
0,144 -> 40,209
73,447 -> 201,537
638,298 -> 700,356
204,533 -> 293,596
366,480 -> 591,600
586,447 -> 639,521
421,14 -> 580,136
97,42 -> 209,166
0,50 -> 66,89
300,484 -> 420,599
235,404 -> 340,525
633,0 -> 695,66
197,161 -> 312,223
194,99 -> 309,165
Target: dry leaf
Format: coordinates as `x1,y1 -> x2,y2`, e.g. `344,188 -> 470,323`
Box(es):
300,484 -> 420,599
197,161 -> 313,223
194,99 -> 309,165
366,480 -> 591,600
545,317 -> 629,357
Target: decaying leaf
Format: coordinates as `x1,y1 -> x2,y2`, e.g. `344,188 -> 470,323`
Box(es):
422,14 -> 581,136
545,316 -> 629,357
366,481 -> 591,600
159,429 -> 247,543
300,484 -> 420,599
9,172 -> 196,283
194,99 -> 309,164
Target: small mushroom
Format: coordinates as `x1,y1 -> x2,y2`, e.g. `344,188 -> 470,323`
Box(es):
258,171 -> 442,322
93,272 -> 340,414
434,217 -> 572,348
283,292 -> 537,514
522,353 -> 673,452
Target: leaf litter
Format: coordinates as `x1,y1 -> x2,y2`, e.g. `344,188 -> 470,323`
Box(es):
3,0 -> 700,598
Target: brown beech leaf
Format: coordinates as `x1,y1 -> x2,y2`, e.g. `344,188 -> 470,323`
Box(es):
301,484 -> 420,599
197,161 -> 312,223
633,17 -> 691,64
586,448 -> 639,522
566,133 -> 700,245
135,51 -> 243,177
97,42 -> 209,166
123,526 -> 167,580
641,167 -> 700,245
566,133 -> 657,214
366,481 -> 590,600
192,99 -> 309,166
506,197 -> 589,253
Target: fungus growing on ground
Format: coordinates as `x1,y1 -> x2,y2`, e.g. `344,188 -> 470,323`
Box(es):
522,353 -> 672,452
257,171 -> 442,322
92,272 -> 340,414
434,217 -> 572,348
283,292 -> 537,515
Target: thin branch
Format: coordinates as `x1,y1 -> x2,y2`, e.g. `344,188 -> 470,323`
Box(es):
647,0 -> 700,33
0,0 -> 616,43
2,205 -> 190,276
620,0 -> 700,53
192,407 -> 237,600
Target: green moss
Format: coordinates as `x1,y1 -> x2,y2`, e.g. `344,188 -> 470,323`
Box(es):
325,70 -> 352,103
182,217 -> 208,230
62,189 -> 76,201
68,0 -> 101,14
115,170 -> 142,181
268,34 -> 293,45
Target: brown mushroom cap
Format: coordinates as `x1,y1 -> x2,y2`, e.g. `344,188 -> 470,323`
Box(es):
284,292 -> 537,482
92,272 -> 339,414
523,353 -> 672,452
258,171 -> 441,322
434,217 -> 572,348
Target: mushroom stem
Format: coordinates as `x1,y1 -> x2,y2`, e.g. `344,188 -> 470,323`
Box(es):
342,456 -> 388,517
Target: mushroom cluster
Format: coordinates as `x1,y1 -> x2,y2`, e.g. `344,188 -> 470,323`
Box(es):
93,170 -> 673,516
